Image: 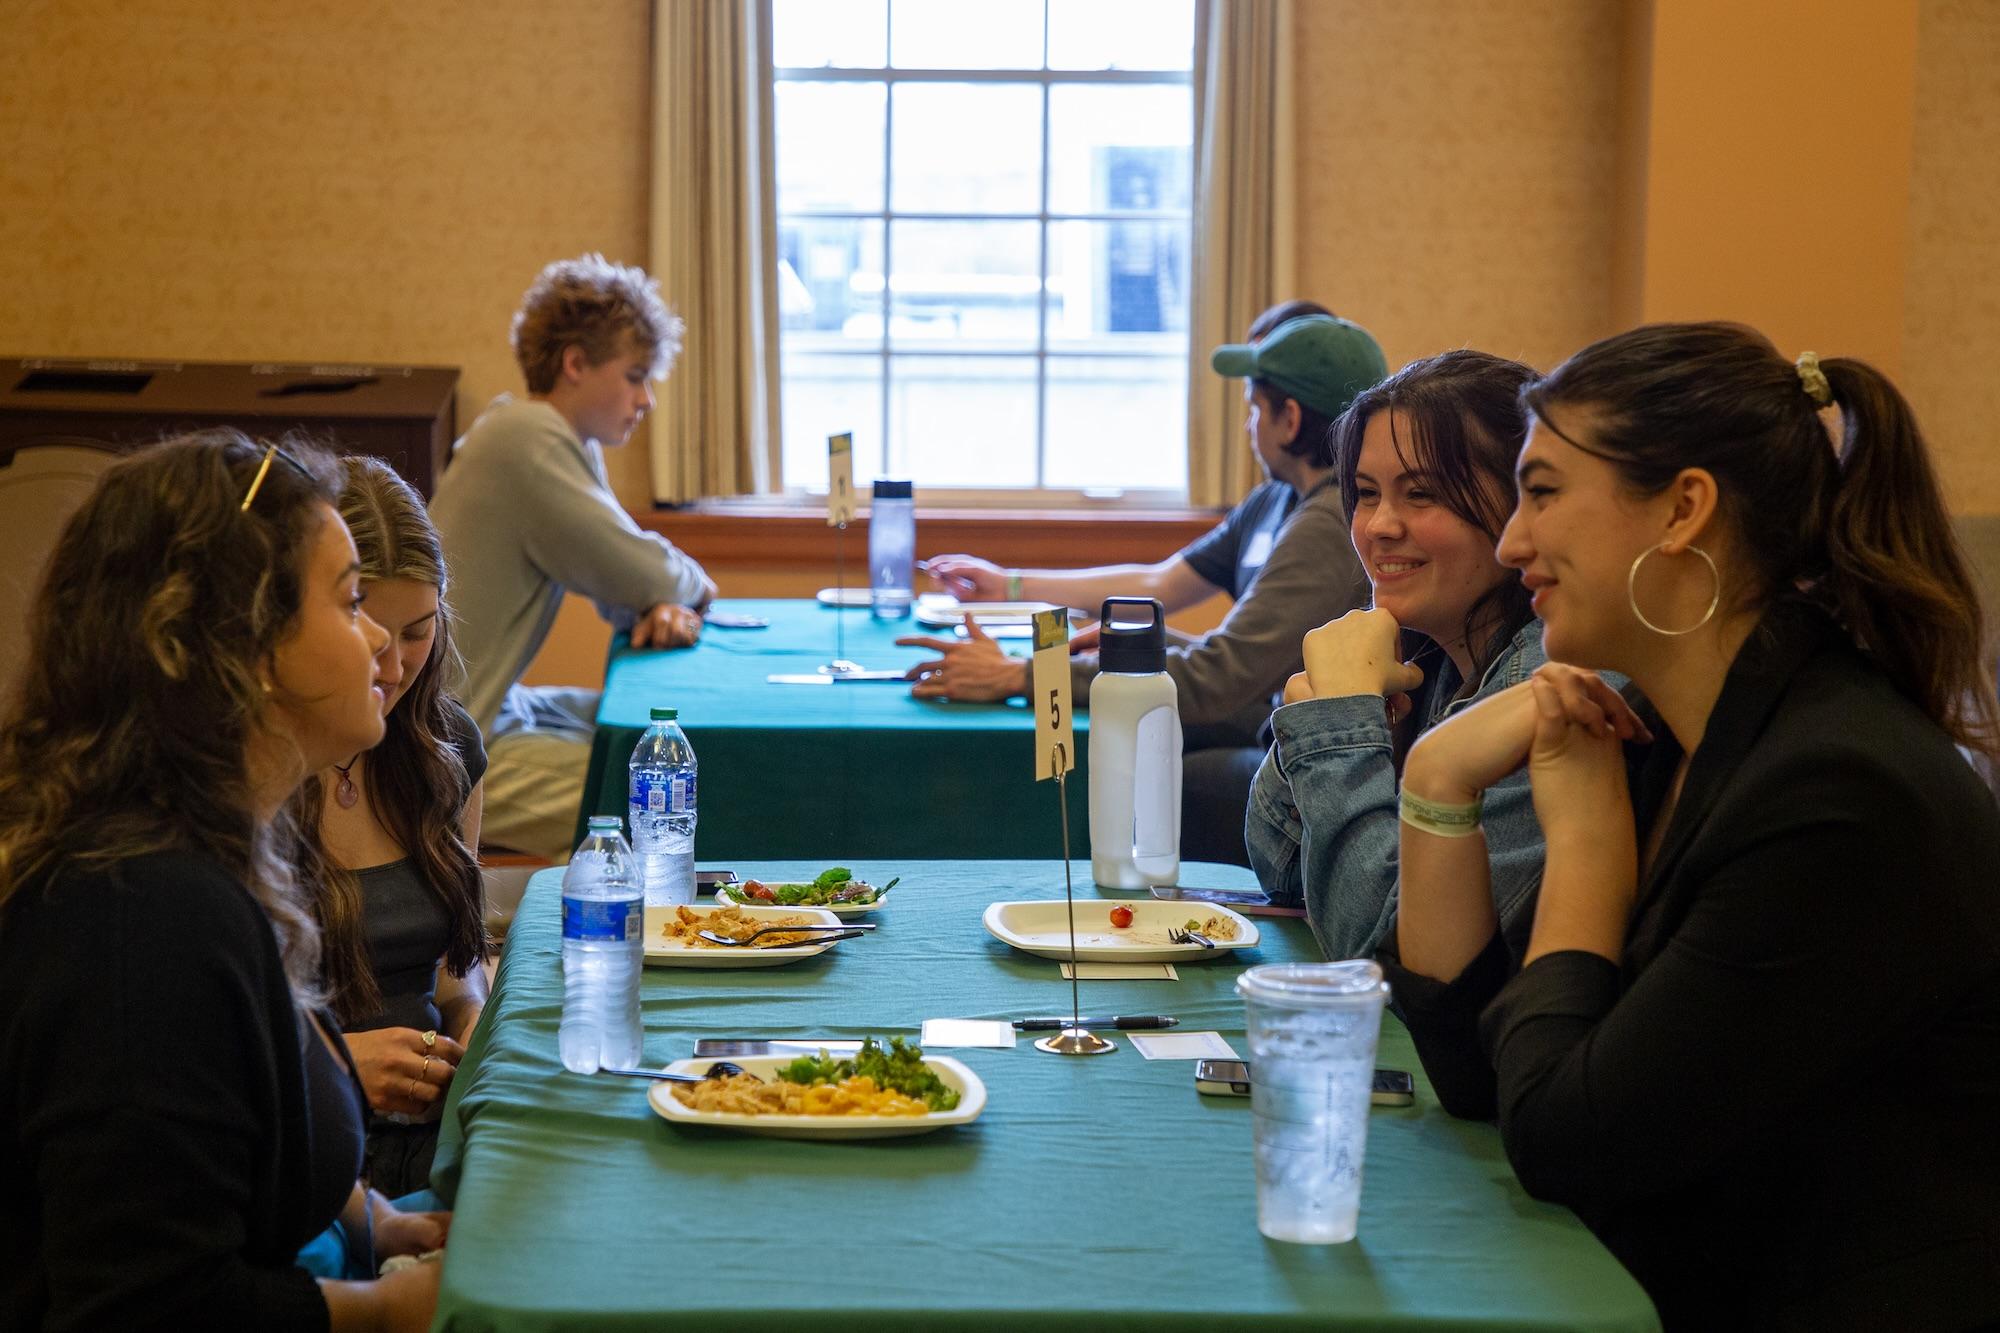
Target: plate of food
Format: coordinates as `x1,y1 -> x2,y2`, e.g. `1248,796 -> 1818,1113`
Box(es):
981,899 -> 1259,962
714,867 -> 898,917
645,903 -> 852,968
646,1037 -> 986,1140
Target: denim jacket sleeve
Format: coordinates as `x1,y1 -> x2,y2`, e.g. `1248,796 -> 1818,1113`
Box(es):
1246,619 -> 1553,962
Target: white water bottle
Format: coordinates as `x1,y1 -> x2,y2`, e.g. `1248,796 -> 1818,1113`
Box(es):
1088,597 -> 1182,889
628,706 -> 697,908
559,816 -> 644,1074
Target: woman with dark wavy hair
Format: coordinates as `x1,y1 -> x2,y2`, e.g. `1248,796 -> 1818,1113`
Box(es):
1246,349 -> 1547,961
0,432 -> 446,1329
1390,323 -> 2000,1329
297,456 -> 489,1197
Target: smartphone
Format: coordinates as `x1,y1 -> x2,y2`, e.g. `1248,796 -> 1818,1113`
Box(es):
1150,885 -> 1307,919
704,613 -> 769,629
694,869 -> 739,890
1194,1060 -> 1417,1106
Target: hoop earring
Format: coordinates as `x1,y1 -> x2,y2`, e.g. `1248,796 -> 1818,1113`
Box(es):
1627,543 -> 1720,636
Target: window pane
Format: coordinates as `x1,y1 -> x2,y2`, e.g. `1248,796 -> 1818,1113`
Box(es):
889,0 -> 1044,69
1047,0 -> 1194,71
779,217 -> 884,345
1043,357 -> 1187,490
1047,86 -> 1192,215
776,82 -> 886,212
1046,219 -> 1188,347
773,0 -> 887,69
890,356 -> 1038,486
890,83 -> 1042,214
781,351 -> 884,489
887,220 -> 1041,348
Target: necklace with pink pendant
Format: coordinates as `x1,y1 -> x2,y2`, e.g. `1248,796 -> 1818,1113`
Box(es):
333,756 -> 361,810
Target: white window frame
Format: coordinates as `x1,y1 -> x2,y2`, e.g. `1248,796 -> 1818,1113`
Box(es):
773,21 -> 1195,509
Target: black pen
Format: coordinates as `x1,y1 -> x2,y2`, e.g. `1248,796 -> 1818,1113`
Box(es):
1011,1015 -> 1179,1032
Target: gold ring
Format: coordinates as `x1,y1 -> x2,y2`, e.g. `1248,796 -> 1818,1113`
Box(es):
406,1077 -> 419,1101
420,1054 -> 435,1080
422,1029 -> 437,1051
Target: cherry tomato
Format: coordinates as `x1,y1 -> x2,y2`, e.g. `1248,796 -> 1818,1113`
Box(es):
1108,904 -> 1134,928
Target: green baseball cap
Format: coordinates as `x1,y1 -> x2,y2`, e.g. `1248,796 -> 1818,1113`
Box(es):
1211,314 -> 1388,420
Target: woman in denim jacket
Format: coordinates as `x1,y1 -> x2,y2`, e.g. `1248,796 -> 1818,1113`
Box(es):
1247,350 -> 1546,961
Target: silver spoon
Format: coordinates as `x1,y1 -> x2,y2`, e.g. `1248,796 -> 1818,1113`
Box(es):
696,923 -> 876,947
599,1060 -> 754,1084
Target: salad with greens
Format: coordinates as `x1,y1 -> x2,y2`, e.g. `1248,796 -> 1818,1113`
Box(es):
776,1037 -> 961,1111
724,866 -> 899,907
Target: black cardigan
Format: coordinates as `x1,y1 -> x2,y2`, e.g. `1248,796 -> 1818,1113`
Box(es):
1,850 -> 359,1331
1385,601 -> 2000,1331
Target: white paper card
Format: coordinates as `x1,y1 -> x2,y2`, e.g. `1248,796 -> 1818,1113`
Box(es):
1059,961 -> 1179,981
1129,1031 -> 1239,1061
826,432 -> 856,526
1030,608 -> 1075,782
920,1019 -> 1017,1048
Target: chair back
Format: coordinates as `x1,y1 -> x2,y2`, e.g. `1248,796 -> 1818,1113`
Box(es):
0,440 -> 120,704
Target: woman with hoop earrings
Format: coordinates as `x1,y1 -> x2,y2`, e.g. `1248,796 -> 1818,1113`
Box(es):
1382,323 -> 2000,1330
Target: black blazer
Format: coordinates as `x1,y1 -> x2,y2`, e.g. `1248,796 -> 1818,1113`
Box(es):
1386,600 -> 2000,1331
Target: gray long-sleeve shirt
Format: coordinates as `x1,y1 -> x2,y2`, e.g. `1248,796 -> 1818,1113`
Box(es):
1070,474 -> 1370,746
432,396 -> 713,732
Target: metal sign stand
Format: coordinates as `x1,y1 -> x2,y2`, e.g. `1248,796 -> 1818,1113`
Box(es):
1035,757 -> 1114,1057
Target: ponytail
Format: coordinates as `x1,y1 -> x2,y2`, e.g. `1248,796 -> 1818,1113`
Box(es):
1821,359 -> 2000,757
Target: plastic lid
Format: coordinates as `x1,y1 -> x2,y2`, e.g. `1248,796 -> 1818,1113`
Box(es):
1235,960 -> 1389,1008
872,478 -> 913,499
649,707 -> 678,721
1097,597 -> 1167,673
586,814 -> 622,829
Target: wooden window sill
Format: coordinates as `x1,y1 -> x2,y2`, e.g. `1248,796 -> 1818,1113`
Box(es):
635,502 -> 1225,570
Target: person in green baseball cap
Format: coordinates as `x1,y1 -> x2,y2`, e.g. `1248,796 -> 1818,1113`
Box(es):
906,300 -> 1389,866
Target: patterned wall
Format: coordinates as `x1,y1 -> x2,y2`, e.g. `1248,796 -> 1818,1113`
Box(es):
0,0 -> 659,506
1905,0 -> 2000,512
1290,0 -> 1627,375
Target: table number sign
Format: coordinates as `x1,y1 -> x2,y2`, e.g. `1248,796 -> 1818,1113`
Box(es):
826,432 -> 856,527
1031,607 -> 1074,783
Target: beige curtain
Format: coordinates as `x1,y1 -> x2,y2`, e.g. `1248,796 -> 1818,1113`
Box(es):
649,0 -> 782,502
1185,0 -> 1295,508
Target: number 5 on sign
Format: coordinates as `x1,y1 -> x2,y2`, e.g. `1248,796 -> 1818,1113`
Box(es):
826,433 -> 856,527
1031,608 -> 1074,781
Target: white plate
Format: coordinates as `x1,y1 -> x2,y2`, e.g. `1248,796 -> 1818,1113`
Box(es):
981,899 -> 1259,962
644,904 -> 849,968
646,1053 -> 986,1140
712,879 -> 894,917
815,586 -> 872,607
913,593 -> 1070,628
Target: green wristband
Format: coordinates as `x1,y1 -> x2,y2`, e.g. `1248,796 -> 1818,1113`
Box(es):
1399,787 -> 1483,838
1005,573 -> 1024,601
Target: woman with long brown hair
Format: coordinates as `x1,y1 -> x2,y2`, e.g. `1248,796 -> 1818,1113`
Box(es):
1388,323 -> 2000,1329
298,456 -> 488,1197
0,432 -> 446,1329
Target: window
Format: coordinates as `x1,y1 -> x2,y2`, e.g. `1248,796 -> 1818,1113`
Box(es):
772,0 -> 1196,502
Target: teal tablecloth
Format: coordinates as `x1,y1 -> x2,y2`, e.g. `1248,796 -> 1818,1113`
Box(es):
431,863 -> 1658,1332
579,598 -> 1092,858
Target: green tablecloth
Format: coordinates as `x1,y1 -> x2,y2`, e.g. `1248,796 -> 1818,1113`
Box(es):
580,599 -> 1091,858
431,863 -> 1658,1332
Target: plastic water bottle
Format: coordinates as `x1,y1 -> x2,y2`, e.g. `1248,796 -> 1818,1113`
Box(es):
868,478 -> 915,619
559,815 -> 644,1075
628,706 -> 697,909
1088,597 -> 1183,889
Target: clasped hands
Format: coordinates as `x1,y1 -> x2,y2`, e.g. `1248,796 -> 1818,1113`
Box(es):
344,1025 -> 468,1123
630,601 -> 704,650
1282,608 -> 1426,724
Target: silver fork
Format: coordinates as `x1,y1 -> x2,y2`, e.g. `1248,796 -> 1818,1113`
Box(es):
695,923 -> 876,947
1167,926 -> 1218,949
